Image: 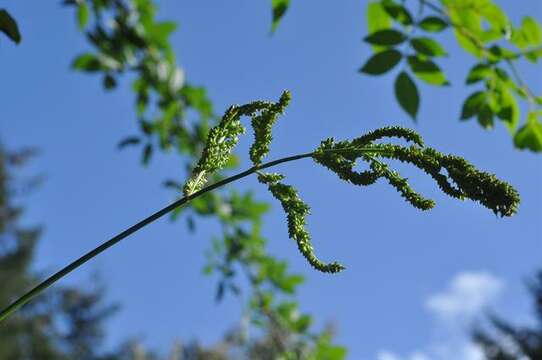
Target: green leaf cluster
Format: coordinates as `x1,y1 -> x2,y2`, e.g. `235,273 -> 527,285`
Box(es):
67,0 -> 213,165
362,0 -> 542,152
361,0 -> 449,120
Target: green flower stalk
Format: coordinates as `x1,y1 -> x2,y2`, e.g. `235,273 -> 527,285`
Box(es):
0,91 -> 520,323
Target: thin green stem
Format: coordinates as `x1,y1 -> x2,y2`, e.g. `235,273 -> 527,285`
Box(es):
505,58 -> 537,108
0,147 -> 388,324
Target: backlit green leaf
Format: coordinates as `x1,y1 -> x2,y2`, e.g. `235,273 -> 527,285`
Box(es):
367,2 -> 392,33
466,63 -> 493,84
496,88 -> 520,134
72,53 -> 102,72
271,0 -> 289,33
367,1 -> 392,51
418,16 -> 448,32
77,2 -> 89,30
460,91 -> 486,120
522,17 -> 542,46
477,103 -> 494,129
407,56 -> 449,86
514,112 -> 542,152
513,16 -> 542,48
410,37 -> 448,57
524,47 -> 542,63
382,1 -> 413,26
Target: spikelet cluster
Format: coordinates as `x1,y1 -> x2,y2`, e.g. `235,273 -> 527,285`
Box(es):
257,172 -> 345,273
313,127 -> 520,217
249,91 -> 291,165
183,106 -> 246,195
183,91 -> 291,196
184,91 -> 520,275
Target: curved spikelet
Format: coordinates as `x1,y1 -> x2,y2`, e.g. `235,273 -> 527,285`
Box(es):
313,138 -> 382,186
257,172 -> 345,273
361,143 -> 520,217
351,126 -> 424,147
184,91 -> 292,196
313,129 -> 520,217
183,106 -> 246,195
249,91 -> 291,165
369,160 -> 435,210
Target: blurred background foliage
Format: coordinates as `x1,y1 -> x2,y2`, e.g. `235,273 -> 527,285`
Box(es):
0,0 -> 540,359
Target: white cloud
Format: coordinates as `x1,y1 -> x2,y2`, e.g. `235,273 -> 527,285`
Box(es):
377,343 -> 483,360
462,343 -> 485,360
376,350 -> 431,360
376,351 -> 401,360
425,271 -> 503,320
376,351 -> 430,360
410,353 -> 430,360
375,271 -> 504,360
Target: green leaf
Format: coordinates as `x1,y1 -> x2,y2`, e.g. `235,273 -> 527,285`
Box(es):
72,53 -> 102,72
367,2 -> 392,34
364,29 -> 406,46
271,0 -> 289,33
465,63 -> 493,84
181,85 -> 213,119
150,21 -> 177,48
293,314 -> 312,333
0,9 -> 21,44
407,56 -> 449,86
453,29 -> 484,58
514,112 -> 542,152
519,16 -> 542,47
394,71 -> 419,120
410,37 -> 447,57
367,1 -> 392,51
477,103 -> 494,129
418,16 -> 448,32
496,88 -> 520,134
77,2 -> 89,30
359,49 -> 402,75
478,2 -> 509,40
510,17 -> 542,49
382,1 -> 413,26
488,45 -> 518,61
524,47 -> 542,63
460,91 -> 486,120
280,274 -> 304,294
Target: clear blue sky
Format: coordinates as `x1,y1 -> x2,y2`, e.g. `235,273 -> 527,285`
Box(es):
1,1 -> 541,359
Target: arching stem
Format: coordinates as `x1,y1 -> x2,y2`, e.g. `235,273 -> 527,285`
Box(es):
0,148 -> 385,323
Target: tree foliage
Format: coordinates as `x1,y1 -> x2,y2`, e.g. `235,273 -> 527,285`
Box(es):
473,271 -> 542,359
0,146 -> 119,360
359,0 -> 542,152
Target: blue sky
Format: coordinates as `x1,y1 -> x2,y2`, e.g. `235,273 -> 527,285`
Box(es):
1,1 -> 541,359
